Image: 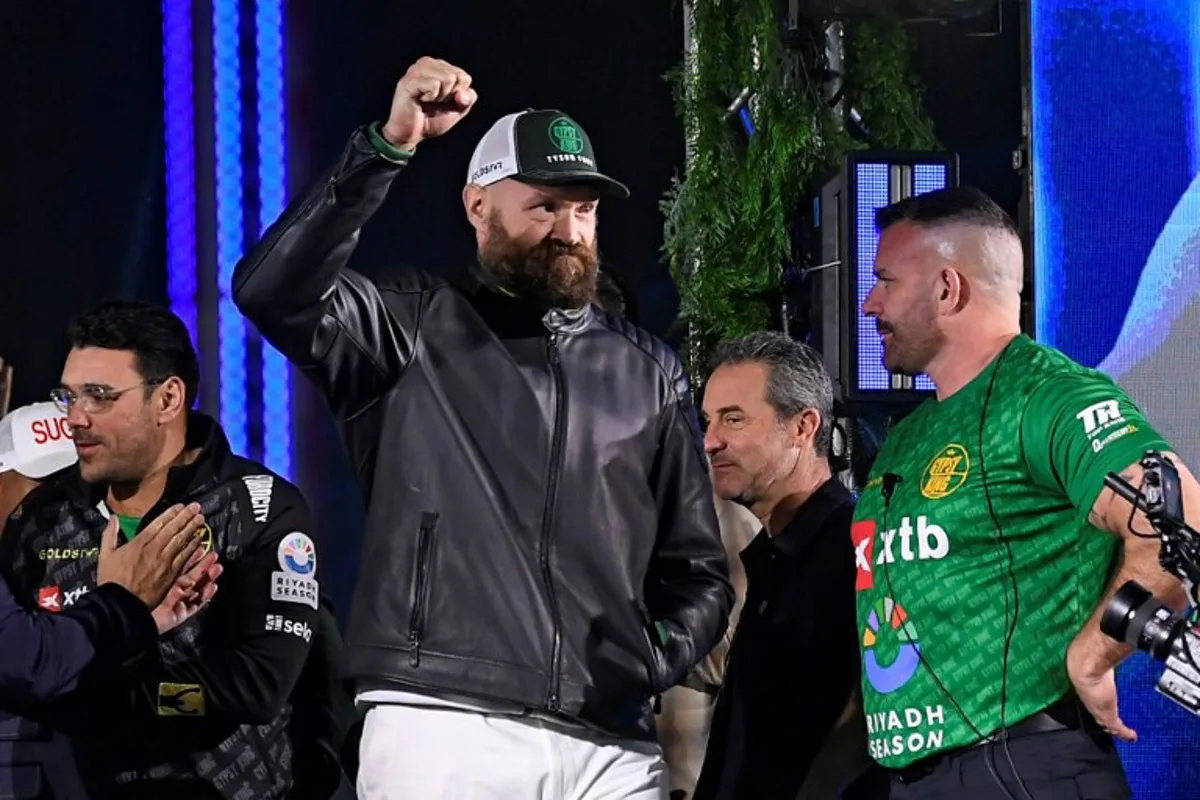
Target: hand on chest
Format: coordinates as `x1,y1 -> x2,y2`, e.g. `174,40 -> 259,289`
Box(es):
33,494 -> 231,613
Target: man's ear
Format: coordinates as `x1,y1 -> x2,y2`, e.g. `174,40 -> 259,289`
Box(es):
463,184 -> 488,233
936,267 -> 969,315
155,376 -> 188,425
791,408 -> 821,448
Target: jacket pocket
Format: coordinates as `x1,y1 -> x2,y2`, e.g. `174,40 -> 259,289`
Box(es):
408,511 -> 439,667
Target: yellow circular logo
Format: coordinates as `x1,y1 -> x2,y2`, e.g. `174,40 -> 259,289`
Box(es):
920,444 -> 970,499
199,524 -> 213,554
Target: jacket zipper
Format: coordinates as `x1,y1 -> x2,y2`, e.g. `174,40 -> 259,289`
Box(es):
408,511 -> 439,668
541,334 -> 567,711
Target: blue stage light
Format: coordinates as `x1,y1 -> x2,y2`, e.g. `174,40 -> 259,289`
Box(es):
255,0 -> 291,480
852,162 -> 942,394
214,0 -> 247,455
162,1 -> 198,354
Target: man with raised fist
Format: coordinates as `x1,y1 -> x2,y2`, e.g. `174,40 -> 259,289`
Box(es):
235,56 -> 732,798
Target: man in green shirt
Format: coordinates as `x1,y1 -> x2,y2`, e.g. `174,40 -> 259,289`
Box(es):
855,186 -> 1197,799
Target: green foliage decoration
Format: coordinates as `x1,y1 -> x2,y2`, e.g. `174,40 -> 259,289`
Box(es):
662,3 -> 938,377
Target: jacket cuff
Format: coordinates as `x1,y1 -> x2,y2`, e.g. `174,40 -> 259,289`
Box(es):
655,618 -> 695,691
366,122 -> 415,164
60,583 -> 159,679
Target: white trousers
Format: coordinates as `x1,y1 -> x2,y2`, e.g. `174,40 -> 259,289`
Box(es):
357,703 -> 669,800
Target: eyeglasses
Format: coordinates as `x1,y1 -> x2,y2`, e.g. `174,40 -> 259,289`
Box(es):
49,380 -> 163,415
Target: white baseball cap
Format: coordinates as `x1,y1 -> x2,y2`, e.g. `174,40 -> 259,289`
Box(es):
0,402 -> 79,478
466,109 -> 630,198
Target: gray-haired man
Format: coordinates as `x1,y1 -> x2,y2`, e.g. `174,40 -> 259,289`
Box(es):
694,332 -> 881,800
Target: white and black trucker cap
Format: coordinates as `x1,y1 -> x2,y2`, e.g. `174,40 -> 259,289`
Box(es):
466,109 -> 630,199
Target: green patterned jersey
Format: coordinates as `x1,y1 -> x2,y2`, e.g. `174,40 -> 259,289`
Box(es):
852,334 -> 1169,768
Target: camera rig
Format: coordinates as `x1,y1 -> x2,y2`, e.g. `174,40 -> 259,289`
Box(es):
1100,450 -> 1200,716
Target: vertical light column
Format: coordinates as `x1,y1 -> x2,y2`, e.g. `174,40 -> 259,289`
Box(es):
1190,1 -> 1200,177
163,1 -> 198,350
1029,1 -> 1060,347
213,0 -> 248,456
853,163 -> 891,393
255,0 -> 291,480
163,0 -> 291,475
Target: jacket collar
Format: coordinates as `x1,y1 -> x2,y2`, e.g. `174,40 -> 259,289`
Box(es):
452,263 -> 596,338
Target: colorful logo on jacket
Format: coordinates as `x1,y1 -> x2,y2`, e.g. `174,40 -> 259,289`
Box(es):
278,532 -> 317,577
156,683 -> 206,717
863,597 -> 922,694
920,444 -> 970,499
37,586 -> 62,613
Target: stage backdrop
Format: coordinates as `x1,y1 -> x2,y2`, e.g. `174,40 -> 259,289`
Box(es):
1031,1 -> 1200,796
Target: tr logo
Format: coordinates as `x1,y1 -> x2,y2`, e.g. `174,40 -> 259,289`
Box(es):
1075,400 -> 1123,436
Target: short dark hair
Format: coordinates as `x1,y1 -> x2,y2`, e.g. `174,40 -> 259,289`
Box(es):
709,331 -> 834,456
875,186 -> 1018,238
67,301 -> 200,408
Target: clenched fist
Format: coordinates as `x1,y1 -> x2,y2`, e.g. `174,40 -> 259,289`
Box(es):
381,57 -> 477,152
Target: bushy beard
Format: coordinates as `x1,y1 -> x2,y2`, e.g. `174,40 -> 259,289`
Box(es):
478,214 -> 599,309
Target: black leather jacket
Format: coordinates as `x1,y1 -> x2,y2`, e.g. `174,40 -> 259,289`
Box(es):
232,125 -> 732,739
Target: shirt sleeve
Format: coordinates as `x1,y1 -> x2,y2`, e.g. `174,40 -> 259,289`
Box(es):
1021,370 -> 1171,522
0,571 -> 94,703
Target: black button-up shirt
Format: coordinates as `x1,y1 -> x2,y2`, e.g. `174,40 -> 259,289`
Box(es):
694,478 -> 861,800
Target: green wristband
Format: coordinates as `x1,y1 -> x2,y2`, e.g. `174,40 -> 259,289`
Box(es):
367,122 -> 414,163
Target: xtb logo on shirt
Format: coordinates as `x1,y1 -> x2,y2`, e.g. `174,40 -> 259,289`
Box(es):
852,517 -> 951,591
36,585 -> 89,612
38,586 -> 62,612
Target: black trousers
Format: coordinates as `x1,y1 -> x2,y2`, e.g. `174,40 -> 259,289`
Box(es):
886,727 -> 1131,800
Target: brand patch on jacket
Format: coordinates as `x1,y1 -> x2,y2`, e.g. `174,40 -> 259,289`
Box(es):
156,683 -> 206,717
243,474 -> 274,523
270,532 -> 318,609
198,523 -> 213,554
264,613 -> 313,642
37,586 -> 62,612
38,546 -> 99,561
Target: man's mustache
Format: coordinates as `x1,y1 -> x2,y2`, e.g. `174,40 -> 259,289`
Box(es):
536,239 -> 593,263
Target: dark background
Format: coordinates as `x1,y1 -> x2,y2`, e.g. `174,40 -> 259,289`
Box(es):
0,0 -> 1023,612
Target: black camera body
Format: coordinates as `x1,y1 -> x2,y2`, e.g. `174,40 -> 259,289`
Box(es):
1098,451 -> 1200,717
1103,581 -> 1200,715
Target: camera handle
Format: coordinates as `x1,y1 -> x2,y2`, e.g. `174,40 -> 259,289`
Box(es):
1104,451 -> 1200,608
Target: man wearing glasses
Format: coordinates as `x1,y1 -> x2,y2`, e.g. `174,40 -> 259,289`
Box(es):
0,401 -> 212,678
0,301 -> 323,799
0,398 -> 213,800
